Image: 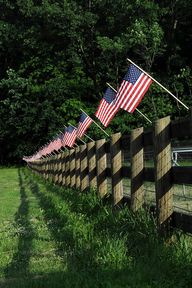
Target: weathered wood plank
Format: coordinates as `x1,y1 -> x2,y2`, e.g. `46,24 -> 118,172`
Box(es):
61,152 -> 66,186
80,144 -> 88,192
96,139 -> 108,198
65,151 -> 70,187
70,149 -> 76,188
172,166 -> 192,184
154,116 -> 173,234
75,146 -> 80,190
87,141 -> 97,189
172,211 -> 192,234
130,127 -> 144,211
171,118 -> 192,139
111,133 -> 123,206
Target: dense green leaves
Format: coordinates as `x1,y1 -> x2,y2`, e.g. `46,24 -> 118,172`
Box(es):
0,0 -> 191,163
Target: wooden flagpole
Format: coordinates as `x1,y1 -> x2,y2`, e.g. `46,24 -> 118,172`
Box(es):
82,133 -> 94,142
68,122 -> 94,142
127,58 -> 189,110
106,82 -> 152,124
80,109 -> 110,137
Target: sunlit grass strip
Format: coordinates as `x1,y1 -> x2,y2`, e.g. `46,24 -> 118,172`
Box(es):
0,167 -> 192,288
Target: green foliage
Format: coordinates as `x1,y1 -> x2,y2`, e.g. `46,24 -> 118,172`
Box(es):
0,0 -> 191,163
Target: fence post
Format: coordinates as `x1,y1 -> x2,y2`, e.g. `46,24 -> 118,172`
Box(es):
58,153 -> 63,185
43,159 -> 46,177
70,149 -> 76,188
75,146 -> 80,190
39,160 -> 41,174
87,141 -> 97,190
54,155 -> 58,184
48,157 -> 51,181
154,116 -> 173,234
96,138 -> 108,198
43,159 -> 46,179
80,144 -> 88,192
65,150 -> 70,187
46,158 -> 50,180
41,160 -> 43,175
61,152 -> 66,186
130,127 -> 144,211
111,133 -> 123,206
50,157 -> 53,182
55,154 -> 60,184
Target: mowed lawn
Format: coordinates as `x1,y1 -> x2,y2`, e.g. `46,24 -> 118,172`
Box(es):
0,167 -> 192,288
0,168 -> 68,287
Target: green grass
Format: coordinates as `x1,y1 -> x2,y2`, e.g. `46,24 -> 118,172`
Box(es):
0,167 -> 192,287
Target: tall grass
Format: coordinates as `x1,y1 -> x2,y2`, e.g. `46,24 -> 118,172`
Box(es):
0,167 -> 192,287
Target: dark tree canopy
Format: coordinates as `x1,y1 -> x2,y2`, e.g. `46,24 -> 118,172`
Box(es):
0,0 -> 191,164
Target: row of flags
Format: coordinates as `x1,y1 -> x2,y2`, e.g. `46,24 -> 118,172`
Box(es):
23,61 -> 188,162
23,112 -> 93,162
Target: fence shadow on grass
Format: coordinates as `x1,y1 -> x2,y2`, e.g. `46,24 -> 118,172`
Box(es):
4,168 -> 34,278
27,175 -> 97,270
2,169 -> 191,288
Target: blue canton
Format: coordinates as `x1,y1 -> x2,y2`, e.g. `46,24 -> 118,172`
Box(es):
67,126 -> 75,134
58,133 -> 63,140
123,64 -> 142,85
104,87 -> 116,104
80,112 -> 87,123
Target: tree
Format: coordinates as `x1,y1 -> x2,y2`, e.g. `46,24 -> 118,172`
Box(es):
0,0 -> 191,164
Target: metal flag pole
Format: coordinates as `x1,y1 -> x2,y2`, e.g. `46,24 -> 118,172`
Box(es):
127,58 -> 189,110
106,82 -> 152,124
80,109 -> 110,137
68,122 -> 94,143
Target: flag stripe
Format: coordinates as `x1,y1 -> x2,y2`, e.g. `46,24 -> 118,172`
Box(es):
128,78 -> 152,112
102,102 -> 119,126
77,113 -> 92,137
78,117 -> 92,137
120,75 -> 151,111
95,87 -> 119,127
115,64 -> 152,113
64,126 -> 77,147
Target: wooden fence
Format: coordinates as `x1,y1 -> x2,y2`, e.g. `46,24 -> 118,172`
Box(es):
28,116 -> 192,234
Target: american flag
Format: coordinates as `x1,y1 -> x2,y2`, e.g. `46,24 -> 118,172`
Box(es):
95,87 -> 119,127
63,126 -> 77,147
116,64 -> 152,113
51,138 -> 58,152
40,145 -> 48,156
77,112 -> 92,137
53,134 -> 64,151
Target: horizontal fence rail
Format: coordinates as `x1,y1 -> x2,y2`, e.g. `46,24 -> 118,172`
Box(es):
28,116 -> 192,234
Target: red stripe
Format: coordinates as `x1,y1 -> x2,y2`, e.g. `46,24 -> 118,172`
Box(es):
121,74 -> 147,110
77,117 -> 92,137
123,76 -> 152,112
129,79 -> 152,112
95,99 -> 119,127
118,74 -> 152,112
102,103 -> 119,126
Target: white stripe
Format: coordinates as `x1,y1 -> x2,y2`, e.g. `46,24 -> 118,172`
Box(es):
123,76 -> 150,111
119,76 -> 143,109
128,78 -> 152,112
